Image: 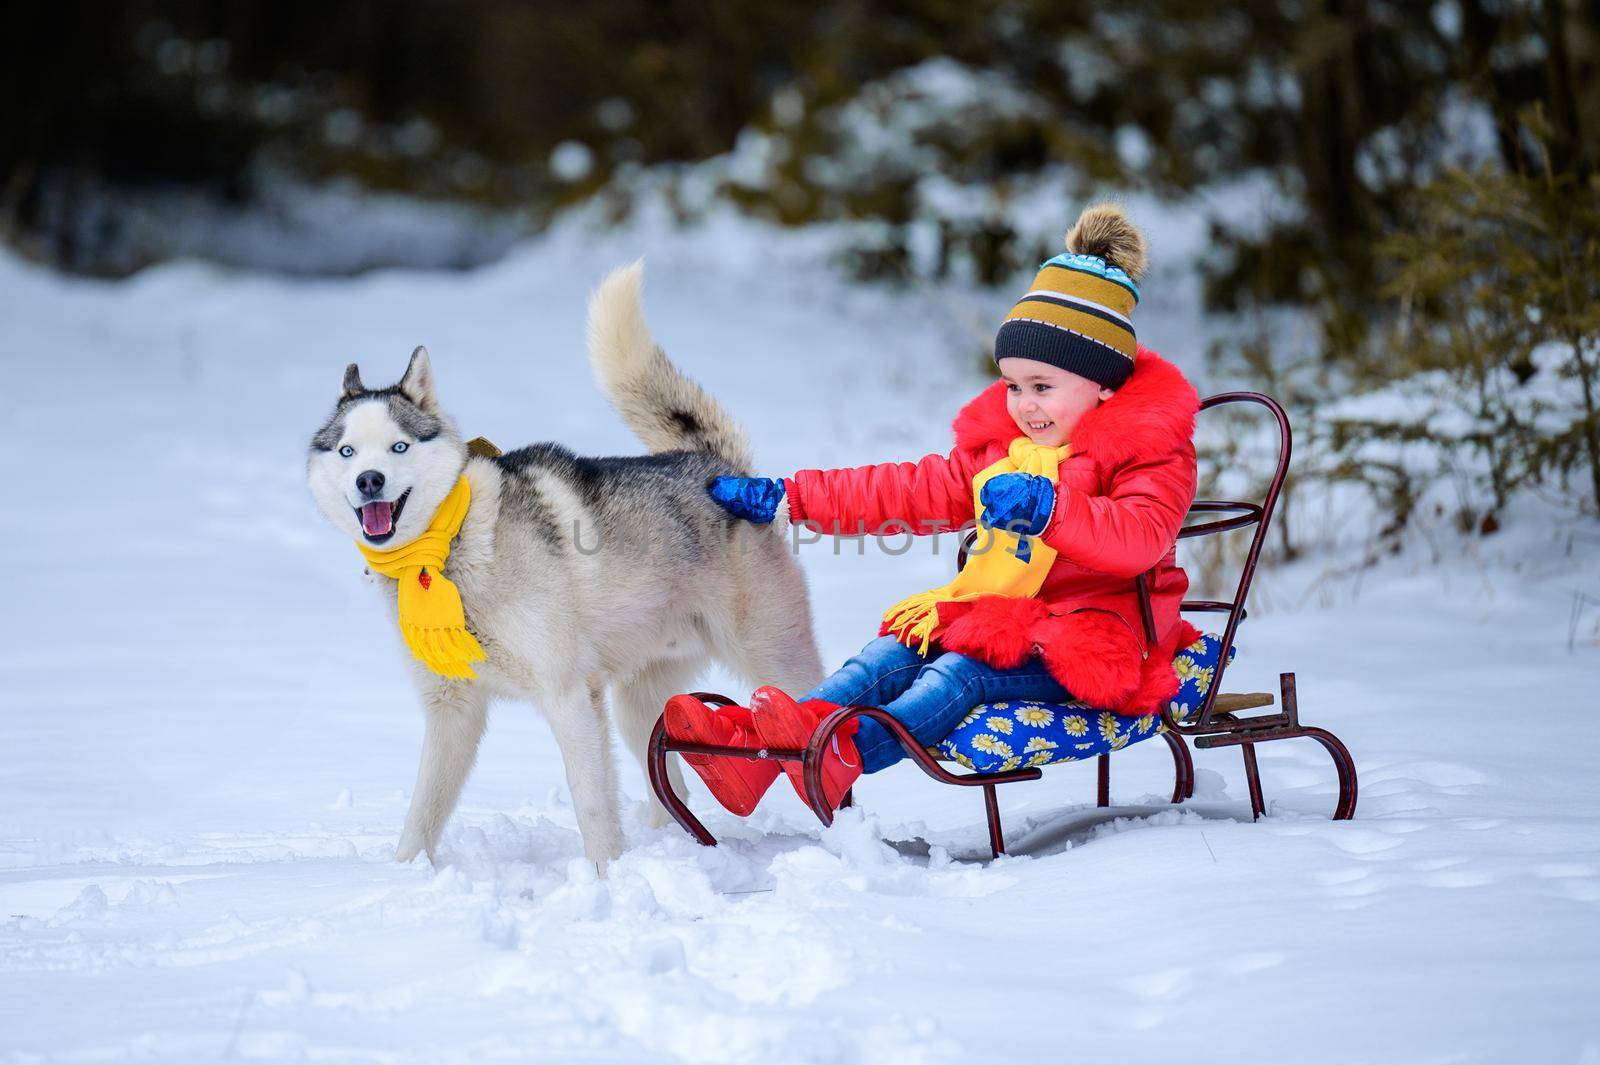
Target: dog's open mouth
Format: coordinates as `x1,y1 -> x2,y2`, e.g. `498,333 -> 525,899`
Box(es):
356,488 -> 410,543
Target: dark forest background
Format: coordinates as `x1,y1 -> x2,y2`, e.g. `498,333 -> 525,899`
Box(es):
4,1 -> 1598,538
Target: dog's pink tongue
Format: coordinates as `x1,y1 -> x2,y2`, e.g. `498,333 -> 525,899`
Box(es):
361,500 -> 395,537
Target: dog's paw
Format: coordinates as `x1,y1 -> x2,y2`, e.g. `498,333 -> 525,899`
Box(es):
394,831 -> 424,863
585,834 -> 624,879
361,566 -> 383,586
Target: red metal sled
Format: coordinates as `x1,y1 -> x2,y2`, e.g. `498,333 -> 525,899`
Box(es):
648,393 -> 1357,858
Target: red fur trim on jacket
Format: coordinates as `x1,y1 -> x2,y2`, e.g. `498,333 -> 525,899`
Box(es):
934,596 -> 1049,669
1032,610 -> 1143,710
1123,619 -> 1203,716
916,597 -> 1205,716
1037,613 -> 1204,716
949,379 -> 1019,455
952,348 -> 1198,465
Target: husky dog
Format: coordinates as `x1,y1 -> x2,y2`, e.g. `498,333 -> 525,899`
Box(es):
306,262 -> 823,871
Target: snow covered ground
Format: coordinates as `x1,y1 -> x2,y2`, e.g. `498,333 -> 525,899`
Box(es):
3,205 -> 1598,1064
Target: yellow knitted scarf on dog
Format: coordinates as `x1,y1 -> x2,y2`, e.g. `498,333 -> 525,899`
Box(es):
882,436 -> 1070,655
357,476 -> 487,679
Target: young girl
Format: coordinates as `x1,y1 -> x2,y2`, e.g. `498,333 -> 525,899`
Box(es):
665,204 -> 1200,815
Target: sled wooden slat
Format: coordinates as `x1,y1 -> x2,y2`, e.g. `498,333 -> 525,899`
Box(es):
649,392 -> 1358,858
1210,692 -> 1276,714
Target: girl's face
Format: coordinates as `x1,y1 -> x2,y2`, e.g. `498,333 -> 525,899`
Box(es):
998,358 -> 1114,448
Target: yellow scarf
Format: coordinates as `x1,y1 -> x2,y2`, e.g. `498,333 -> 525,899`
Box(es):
357,476 -> 487,680
882,436 -> 1070,655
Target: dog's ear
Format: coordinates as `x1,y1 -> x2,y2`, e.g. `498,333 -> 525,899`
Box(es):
342,363 -> 365,398
398,345 -> 438,411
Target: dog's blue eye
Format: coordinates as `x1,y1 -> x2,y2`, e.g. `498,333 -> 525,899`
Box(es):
339,445 -> 355,458
392,441 -> 409,453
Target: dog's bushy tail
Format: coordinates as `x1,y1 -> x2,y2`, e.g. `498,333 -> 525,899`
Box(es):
586,260 -> 754,472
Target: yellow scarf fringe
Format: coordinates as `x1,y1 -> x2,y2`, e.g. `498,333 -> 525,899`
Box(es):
357,476 -> 487,680
882,436 -> 1070,655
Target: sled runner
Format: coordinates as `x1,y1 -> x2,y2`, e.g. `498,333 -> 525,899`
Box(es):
648,393 -> 1358,858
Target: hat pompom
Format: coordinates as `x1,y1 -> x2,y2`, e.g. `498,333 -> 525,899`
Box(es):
1066,203 -> 1147,282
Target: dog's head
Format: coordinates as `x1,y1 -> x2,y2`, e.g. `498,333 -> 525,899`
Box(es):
307,346 -> 466,548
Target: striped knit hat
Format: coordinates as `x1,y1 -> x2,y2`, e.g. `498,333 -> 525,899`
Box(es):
994,203 -> 1148,390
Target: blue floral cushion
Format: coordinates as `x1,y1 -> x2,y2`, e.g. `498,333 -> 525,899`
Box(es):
930,634 -> 1235,773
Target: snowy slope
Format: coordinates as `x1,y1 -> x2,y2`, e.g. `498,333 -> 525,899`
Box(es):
3,204 -> 1598,1065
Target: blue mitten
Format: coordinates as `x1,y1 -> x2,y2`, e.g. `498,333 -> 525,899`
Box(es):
708,476 -> 786,524
979,472 -> 1056,561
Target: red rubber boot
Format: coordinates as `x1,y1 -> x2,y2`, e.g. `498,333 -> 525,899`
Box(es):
662,695 -> 778,816
749,686 -> 862,811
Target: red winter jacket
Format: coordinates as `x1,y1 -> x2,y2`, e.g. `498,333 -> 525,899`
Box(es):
784,349 -> 1201,716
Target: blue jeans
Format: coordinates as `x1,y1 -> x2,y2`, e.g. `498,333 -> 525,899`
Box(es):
800,635 -> 1072,773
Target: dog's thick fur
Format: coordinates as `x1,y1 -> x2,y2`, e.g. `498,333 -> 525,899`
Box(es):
307,262 -> 823,871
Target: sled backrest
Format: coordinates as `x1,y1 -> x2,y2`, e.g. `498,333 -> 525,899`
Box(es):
1137,391 -> 1291,727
